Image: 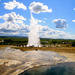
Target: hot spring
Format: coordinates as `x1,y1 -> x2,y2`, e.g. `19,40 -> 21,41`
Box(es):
19,62 -> 75,75
0,47 -> 75,75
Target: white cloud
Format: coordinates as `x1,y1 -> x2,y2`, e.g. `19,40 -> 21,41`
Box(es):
53,19 -> 67,29
0,12 -> 26,21
34,19 -> 46,24
4,0 -> 27,10
72,8 -> 75,22
29,2 -> 52,14
0,13 -> 75,39
0,20 -> 75,39
73,8 -> 75,11
0,12 -> 27,31
72,20 -> 75,22
39,25 -> 75,39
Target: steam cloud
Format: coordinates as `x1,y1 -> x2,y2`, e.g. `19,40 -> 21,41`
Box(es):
27,13 -> 41,47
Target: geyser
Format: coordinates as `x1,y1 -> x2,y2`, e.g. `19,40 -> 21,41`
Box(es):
27,13 -> 41,47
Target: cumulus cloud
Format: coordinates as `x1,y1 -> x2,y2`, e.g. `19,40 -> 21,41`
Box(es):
4,0 -> 27,10
39,25 -> 75,39
29,2 -> 52,14
0,12 -> 27,31
72,20 -> 75,22
53,19 -> 67,29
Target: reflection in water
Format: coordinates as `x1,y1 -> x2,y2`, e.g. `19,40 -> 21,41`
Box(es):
19,62 -> 75,75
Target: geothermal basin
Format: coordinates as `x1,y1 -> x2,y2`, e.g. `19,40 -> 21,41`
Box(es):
0,47 -> 75,75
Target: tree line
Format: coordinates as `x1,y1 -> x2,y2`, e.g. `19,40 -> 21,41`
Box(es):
0,37 -> 75,47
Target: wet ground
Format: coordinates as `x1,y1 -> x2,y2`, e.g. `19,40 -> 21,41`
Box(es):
0,47 -> 75,75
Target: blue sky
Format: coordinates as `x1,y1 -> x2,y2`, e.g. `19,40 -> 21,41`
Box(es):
0,0 -> 75,39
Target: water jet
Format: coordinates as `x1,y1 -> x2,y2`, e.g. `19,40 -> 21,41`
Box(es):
27,13 -> 41,47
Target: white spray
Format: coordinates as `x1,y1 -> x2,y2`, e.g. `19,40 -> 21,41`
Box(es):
27,13 -> 41,47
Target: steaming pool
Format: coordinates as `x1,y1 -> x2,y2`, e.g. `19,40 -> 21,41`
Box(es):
0,47 -> 75,75
19,62 -> 75,75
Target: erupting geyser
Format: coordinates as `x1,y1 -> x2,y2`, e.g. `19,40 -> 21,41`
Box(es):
27,13 -> 41,47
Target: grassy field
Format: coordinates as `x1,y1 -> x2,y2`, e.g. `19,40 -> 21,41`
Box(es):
13,46 -> 75,53
0,44 -> 75,53
0,45 -> 9,48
